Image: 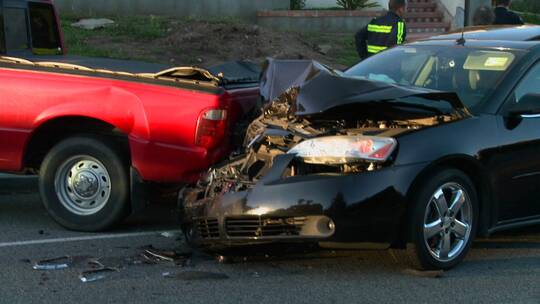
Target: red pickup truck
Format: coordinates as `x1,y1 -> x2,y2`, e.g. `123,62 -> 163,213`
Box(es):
0,0 -> 260,231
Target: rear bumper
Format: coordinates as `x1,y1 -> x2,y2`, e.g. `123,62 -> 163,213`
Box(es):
183,155 -> 429,249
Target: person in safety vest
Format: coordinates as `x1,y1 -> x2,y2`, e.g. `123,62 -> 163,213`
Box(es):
355,0 -> 407,60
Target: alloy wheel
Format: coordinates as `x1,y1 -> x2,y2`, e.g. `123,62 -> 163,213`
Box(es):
423,182 -> 473,262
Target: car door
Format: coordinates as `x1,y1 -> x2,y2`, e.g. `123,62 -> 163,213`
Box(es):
493,61 -> 540,223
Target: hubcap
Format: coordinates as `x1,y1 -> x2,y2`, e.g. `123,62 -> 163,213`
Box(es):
54,156 -> 112,216
423,182 -> 472,263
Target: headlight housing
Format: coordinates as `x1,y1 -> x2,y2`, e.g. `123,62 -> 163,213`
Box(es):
288,136 -> 397,165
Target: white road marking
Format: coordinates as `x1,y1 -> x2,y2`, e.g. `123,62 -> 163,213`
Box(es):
0,230 -> 183,248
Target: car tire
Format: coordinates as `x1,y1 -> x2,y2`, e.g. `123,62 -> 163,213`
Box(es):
406,168 -> 478,270
39,135 -> 130,232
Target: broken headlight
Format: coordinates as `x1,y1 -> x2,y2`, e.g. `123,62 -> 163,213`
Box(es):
288,136 -> 397,165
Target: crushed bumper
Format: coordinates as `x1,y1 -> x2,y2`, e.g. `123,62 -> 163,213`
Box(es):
182,154 -> 429,249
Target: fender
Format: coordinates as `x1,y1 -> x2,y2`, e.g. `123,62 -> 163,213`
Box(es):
33,86 -> 147,138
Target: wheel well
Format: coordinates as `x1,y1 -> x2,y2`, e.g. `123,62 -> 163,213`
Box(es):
24,117 -> 130,171
406,156 -> 492,238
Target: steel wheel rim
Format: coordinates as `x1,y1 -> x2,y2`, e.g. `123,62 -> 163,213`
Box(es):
54,156 -> 112,216
423,182 -> 472,263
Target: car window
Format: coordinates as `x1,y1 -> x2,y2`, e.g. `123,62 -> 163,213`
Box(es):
345,46 -> 519,112
28,3 -> 62,54
0,7 -> 5,53
4,7 -> 29,51
513,63 -> 540,103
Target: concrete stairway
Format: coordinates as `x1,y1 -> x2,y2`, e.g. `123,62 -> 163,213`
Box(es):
405,0 -> 450,40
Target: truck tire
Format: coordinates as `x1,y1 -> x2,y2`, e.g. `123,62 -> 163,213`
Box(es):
39,136 -> 130,232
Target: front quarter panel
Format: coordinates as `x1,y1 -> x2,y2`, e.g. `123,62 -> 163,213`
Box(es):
394,115 -> 500,166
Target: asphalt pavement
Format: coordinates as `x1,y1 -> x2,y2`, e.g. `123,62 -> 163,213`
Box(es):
1,174 -> 539,304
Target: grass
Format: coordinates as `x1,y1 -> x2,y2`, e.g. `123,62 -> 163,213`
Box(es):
300,32 -> 359,67
60,14 -> 170,59
512,0 -> 540,14
60,14 -> 358,67
521,13 -> 540,25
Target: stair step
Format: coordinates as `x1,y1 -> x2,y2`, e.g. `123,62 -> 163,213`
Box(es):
408,2 -> 437,7
407,0 -> 435,3
404,11 -> 443,19
408,2 -> 437,12
405,17 -> 443,23
407,22 -> 449,29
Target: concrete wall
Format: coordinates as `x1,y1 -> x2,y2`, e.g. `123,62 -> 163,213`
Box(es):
53,0 -> 290,20
439,0 -> 465,17
257,10 -> 382,33
437,0 -> 465,29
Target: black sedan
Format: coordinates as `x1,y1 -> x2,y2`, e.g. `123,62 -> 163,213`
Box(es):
181,25 -> 540,270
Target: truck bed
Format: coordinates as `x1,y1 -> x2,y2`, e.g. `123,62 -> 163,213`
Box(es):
8,51 -> 261,84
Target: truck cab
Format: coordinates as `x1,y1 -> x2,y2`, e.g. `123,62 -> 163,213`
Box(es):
0,0 -> 65,56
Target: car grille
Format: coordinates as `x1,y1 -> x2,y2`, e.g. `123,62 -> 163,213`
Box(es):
195,218 -> 220,239
225,216 -> 306,238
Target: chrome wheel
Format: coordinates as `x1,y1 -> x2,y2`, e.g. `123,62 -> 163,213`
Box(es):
54,156 -> 112,216
423,182 -> 472,263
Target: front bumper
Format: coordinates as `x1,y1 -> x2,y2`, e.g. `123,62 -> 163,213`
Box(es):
183,154 -> 429,249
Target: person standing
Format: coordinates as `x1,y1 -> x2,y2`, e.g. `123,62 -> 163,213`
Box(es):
493,0 -> 524,25
355,0 -> 407,60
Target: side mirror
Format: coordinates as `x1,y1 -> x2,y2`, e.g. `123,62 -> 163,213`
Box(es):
508,93 -> 540,117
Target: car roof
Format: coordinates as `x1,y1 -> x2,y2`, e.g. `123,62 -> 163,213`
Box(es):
410,25 -> 540,51
429,25 -> 540,42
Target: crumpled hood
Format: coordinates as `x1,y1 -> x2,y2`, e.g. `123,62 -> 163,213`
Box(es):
296,73 -> 467,116
260,58 -> 468,117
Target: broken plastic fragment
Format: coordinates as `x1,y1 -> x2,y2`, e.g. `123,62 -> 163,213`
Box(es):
140,247 -> 192,266
79,268 -> 118,283
33,256 -> 71,270
145,249 -> 175,262
160,231 -> 182,239
216,255 -> 232,264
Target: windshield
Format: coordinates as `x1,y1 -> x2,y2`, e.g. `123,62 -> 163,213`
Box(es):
345,45 -> 522,112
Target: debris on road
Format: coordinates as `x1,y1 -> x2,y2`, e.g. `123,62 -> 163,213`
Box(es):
79,267 -> 119,283
71,18 -> 115,30
160,231 -> 183,240
162,271 -> 229,281
33,256 -> 71,270
140,245 -> 192,266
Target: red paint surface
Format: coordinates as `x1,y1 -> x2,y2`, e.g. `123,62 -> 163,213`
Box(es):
0,67 -> 259,183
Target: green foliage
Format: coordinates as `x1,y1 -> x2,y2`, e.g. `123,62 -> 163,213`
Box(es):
336,0 -> 379,10
60,15 -> 169,60
512,0 -> 540,14
290,0 -> 306,10
522,13 -> 540,25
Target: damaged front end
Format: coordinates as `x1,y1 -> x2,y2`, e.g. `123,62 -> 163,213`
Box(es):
181,59 -> 470,249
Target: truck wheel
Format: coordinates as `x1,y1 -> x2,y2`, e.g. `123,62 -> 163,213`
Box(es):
39,136 -> 130,232
406,168 -> 478,270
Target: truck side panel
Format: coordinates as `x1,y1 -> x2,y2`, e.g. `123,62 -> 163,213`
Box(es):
0,67 -> 225,182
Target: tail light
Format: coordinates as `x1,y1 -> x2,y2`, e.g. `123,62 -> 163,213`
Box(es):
195,109 -> 228,149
